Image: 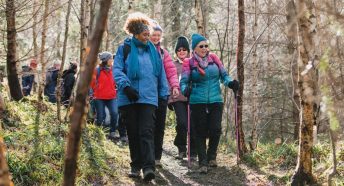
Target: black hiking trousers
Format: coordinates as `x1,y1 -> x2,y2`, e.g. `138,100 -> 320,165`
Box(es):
191,103 -> 223,166
172,101 -> 197,156
154,98 -> 168,160
119,104 -> 156,172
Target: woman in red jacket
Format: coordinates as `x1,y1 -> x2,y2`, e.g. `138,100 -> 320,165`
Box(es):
91,51 -> 118,138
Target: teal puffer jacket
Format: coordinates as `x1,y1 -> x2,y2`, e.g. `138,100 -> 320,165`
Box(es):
180,53 -> 233,104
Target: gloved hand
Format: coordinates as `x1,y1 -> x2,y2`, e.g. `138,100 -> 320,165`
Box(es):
183,83 -> 192,98
228,80 -> 239,92
124,86 -> 139,102
167,104 -> 174,111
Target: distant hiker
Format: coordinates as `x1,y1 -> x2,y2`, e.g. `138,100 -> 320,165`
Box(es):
21,59 -> 37,96
90,51 -> 118,139
180,33 -> 239,174
61,62 -> 77,107
149,21 -> 180,167
44,62 -> 60,103
114,12 -> 169,181
168,36 -> 197,161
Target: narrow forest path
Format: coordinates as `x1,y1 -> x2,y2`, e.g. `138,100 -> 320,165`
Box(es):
114,126 -> 270,186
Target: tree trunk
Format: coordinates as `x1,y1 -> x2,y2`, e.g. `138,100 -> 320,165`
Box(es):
286,0 -> 300,141
6,0 -> 23,101
291,0 -> 317,185
80,0 -> 88,65
249,0 -> 259,151
194,0 -> 205,36
128,0 -> 134,12
104,18 -> 110,51
170,1 -> 181,41
37,0 -> 50,102
32,0 -> 39,94
236,0 -> 248,158
32,0 -> 39,59
56,0 -> 73,123
62,0 -> 112,185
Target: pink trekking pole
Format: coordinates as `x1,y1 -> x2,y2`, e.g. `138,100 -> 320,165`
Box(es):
234,90 -> 239,164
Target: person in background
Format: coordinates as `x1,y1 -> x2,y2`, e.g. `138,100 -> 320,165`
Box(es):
180,33 -> 239,174
149,21 -> 179,167
61,62 -> 78,107
90,52 -> 118,139
114,12 -> 169,181
44,62 -> 60,103
22,59 -> 37,96
168,36 -> 197,161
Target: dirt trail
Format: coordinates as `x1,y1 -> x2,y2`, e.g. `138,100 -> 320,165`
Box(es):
117,127 -> 269,186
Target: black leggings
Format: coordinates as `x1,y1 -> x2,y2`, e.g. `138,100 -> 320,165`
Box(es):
119,104 -> 156,171
172,101 -> 196,156
191,103 -> 223,166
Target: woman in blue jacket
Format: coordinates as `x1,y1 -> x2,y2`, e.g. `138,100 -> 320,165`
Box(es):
113,12 -> 169,182
180,34 -> 239,174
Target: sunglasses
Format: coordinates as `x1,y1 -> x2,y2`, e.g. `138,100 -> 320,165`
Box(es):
177,48 -> 188,52
198,44 -> 209,49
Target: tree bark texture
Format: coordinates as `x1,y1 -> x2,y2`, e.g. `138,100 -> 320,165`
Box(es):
195,0 -> 206,36
6,0 -> 23,101
236,0 -> 248,157
286,0 -> 300,141
291,0 -> 317,185
62,0 -> 112,185
37,0 -> 50,102
249,0 -> 259,151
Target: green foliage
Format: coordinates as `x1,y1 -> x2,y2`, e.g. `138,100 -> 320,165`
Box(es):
0,97 -> 120,185
244,143 -> 298,169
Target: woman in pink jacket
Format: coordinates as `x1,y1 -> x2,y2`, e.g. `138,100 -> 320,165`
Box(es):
150,21 -> 179,167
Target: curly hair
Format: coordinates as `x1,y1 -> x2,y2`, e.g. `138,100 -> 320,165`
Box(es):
123,12 -> 152,35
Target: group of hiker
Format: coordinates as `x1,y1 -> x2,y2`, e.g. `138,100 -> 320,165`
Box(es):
105,12 -> 238,181
21,59 -> 78,107
21,11 -> 239,182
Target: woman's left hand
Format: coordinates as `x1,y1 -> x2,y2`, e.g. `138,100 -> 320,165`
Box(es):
172,87 -> 179,98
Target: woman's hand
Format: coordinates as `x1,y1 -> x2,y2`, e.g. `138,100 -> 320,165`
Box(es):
172,87 -> 179,98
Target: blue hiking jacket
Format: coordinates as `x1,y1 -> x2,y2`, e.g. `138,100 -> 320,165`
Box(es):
113,37 -> 169,107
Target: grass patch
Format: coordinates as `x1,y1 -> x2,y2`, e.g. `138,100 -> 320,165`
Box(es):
0,96 -> 125,185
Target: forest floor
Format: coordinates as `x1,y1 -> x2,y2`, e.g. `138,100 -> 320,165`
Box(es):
110,126 -> 275,186
2,98 -> 343,185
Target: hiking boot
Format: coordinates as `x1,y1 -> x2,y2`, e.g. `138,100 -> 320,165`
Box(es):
155,160 -> 162,168
208,160 -> 217,167
176,151 -> 186,160
128,168 -> 140,178
108,132 -> 119,140
120,136 -> 128,143
143,169 -> 155,182
190,156 -> 198,161
199,166 -> 208,174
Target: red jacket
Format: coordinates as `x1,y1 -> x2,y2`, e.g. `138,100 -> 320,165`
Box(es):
90,67 -> 117,99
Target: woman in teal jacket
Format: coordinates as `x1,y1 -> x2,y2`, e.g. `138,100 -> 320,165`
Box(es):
180,33 -> 239,174
113,12 -> 169,181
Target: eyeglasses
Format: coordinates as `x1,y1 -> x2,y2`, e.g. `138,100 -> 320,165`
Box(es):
198,44 -> 209,49
177,48 -> 187,52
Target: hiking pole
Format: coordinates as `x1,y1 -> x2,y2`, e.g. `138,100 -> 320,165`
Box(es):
187,102 -> 191,169
234,90 -> 240,165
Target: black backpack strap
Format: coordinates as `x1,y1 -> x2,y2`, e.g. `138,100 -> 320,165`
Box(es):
123,43 -> 131,62
160,48 -> 164,60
